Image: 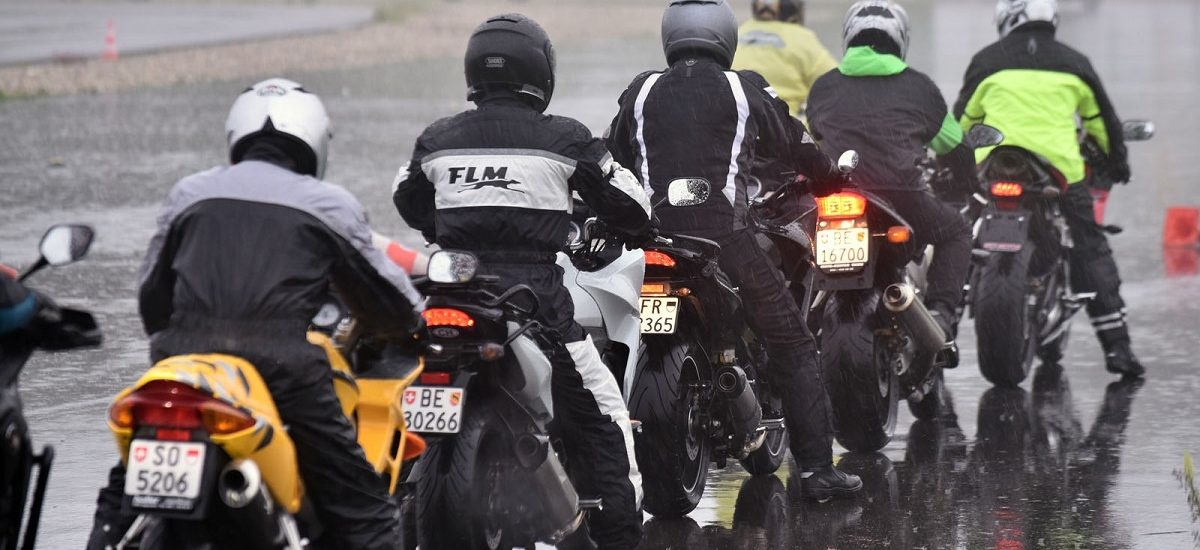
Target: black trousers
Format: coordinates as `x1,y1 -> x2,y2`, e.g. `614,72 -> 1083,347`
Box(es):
871,189 -> 973,320
486,262 -> 642,550
1062,182 -> 1130,347
87,323 -> 400,550
716,230 -> 835,468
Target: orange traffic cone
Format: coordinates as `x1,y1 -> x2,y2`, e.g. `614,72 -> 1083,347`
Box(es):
103,19 -> 119,61
1164,207 -> 1200,248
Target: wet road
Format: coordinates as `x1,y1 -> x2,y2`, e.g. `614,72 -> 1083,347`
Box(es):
1,0 -> 1198,548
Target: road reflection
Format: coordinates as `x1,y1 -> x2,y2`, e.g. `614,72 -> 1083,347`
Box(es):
643,363 -> 1145,549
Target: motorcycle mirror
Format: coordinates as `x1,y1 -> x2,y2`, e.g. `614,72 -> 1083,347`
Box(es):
21,224 -> 95,281
966,124 -> 1005,148
1121,120 -> 1155,142
426,250 -> 479,284
837,150 -> 860,174
666,178 -> 711,207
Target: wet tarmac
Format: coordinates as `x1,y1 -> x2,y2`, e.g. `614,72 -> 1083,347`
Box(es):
1,0 -> 1199,548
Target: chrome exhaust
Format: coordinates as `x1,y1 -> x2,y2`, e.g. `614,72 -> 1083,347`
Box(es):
714,365 -> 763,456
883,284 -> 945,356
513,434 -> 583,544
217,460 -> 300,549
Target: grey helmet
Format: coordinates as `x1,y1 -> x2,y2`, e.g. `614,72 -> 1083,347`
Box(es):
662,0 -> 739,68
995,0 -> 1058,38
225,78 -> 333,179
842,1 -> 911,60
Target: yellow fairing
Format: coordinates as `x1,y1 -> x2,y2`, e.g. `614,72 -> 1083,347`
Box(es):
107,354 -> 305,514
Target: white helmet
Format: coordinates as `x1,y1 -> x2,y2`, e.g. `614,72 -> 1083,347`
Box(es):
995,0 -> 1058,38
842,1 -> 911,60
225,78 -> 333,179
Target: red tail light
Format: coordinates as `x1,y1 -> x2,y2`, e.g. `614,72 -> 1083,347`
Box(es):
109,380 -> 256,435
423,308 -> 475,328
991,182 -> 1024,198
645,250 -> 677,268
817,193 -> 867,219
419,372 -> 452,385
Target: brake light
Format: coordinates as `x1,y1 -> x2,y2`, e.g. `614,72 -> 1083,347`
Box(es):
645,250 -> 677,269
419,372 -> 452,385
817,193 -> 867,219
109,380 -> 256,435
991,182 -> 1024,198
423,308 -> 475,328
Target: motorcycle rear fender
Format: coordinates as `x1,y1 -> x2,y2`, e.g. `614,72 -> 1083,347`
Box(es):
507,324 -> 555,429
558,248 -> 645,398
109,353 -> 303,513
977,204 -> 1031,253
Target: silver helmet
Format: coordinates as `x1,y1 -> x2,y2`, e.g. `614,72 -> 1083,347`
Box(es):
995,0 -> 1058,38
225,78 -> 333,179
662,0 -> 739,68
842,1 -> 911,59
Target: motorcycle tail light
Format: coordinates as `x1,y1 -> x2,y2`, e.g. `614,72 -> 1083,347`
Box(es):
641,283 -> 670,296
419,372 -> 452,385
644,250 -> 677,269
991,181 -> 1024,198
887,226 -> 911,244
817,192 -> 867,219
423,308 -> 475,328
109,380 -> 255,435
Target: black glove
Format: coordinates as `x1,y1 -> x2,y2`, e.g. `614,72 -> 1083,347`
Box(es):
1107,159 -> 1132,185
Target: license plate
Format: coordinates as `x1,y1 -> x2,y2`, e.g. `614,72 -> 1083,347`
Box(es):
816,228 -> 869,272
403,386 -> 464,434
979,208 -> 1029,252
125,440 -> 205,511
639,296 -> 679,334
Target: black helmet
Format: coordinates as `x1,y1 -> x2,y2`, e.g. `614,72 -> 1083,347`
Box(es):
465,13 -> 556,112
752,0 -> 806,24
662,0 -> 739,68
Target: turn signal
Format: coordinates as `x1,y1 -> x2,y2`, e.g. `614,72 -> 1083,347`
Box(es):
991,182 -> 1024,198
817,192 -> 867,219
887,226 -> 911,244
200,401 -> 257,434
423,308 -> 475,328
644,250 -> 677,269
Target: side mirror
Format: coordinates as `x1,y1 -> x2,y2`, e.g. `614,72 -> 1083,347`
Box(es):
426,250 -> 479,284
1122,120 -> 1155,142
666,178 -> 711,207
837,150 -> 860,174
966,124 -> 1005,149
40,224 -> 94,266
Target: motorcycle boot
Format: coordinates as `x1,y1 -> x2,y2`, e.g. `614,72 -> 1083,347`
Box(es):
928,303 -> 960,369
798,464 -> 863,501
1098,327 -> 1145,378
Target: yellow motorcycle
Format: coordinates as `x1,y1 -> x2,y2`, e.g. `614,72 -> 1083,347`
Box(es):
105,317 -> 425,549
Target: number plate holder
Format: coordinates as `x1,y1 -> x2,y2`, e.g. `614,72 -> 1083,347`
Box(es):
639,297 -> 679,334
816,227 -> 870,273
124,439 -> 216,518
978,206 -> 1030,253
403,386 -> 466,434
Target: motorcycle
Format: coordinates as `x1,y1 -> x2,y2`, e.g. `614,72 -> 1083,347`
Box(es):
1,224 -> 101,550
631,173 -> 827,518
408,249 -> 607,549
968,120 -> 1154,386
105,299 -> 426,548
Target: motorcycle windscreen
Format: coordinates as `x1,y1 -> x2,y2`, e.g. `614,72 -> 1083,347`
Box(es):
978,206 -> 1031,253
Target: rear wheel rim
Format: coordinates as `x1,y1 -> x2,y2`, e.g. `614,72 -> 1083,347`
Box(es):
681,355 -> 706,494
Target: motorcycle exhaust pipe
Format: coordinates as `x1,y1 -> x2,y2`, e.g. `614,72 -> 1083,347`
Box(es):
714,366 -> 762,451
217,460 -> 287,548
513,434 -> 584,543
882,284 -> 946,357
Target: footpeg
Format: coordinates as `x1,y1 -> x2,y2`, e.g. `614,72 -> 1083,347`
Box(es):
578,498 -> 603,511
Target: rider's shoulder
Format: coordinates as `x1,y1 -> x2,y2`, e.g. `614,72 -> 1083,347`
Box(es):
617,70 -> 664,103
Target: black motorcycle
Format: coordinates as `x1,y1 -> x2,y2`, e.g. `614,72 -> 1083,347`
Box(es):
1,224 -> 101,550
969,121 -> 1154,386
407,251 -> 595,549
631,177 -> 816,517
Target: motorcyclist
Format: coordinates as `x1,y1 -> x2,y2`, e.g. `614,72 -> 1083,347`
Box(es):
806,0 -> 975,347
606,0 -> 862,500
731,0 -> 837,118
953,0 -> 1144,377
87,78 -> 423,550
391,14 -> 650,549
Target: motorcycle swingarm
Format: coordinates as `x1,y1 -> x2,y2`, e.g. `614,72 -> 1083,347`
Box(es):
978,206 -> 1031,253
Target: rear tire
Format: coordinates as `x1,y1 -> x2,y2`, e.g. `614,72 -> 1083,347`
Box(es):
820,292 -> 898,453
974,247 -> 1038,387
415,412 -> 511,550
629,338 -> 711,517
739,397 -> 788,476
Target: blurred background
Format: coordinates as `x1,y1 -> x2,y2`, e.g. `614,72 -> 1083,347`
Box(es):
1,0 -> 1198,548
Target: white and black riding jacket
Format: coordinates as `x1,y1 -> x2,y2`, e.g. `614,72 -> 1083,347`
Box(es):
606,57 -> 837,240
392,99 -> 652,261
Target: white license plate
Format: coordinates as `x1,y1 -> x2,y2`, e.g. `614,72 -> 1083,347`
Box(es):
125,440 -> 205,508
639,296 -> 679,334
403,386 -> 464,434
816,228 -> 869,272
